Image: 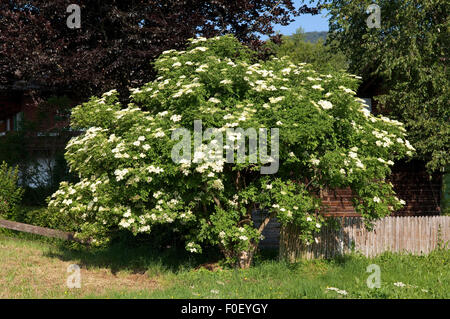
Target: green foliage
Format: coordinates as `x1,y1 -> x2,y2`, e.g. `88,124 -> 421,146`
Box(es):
266,28 -> 348,73
48,35 -> 413,267
0,161 -> 24,220
325,0 -> 450,172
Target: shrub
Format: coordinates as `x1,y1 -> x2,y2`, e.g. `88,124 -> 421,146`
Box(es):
48,35 -> 414,268
0,161 -> 24,220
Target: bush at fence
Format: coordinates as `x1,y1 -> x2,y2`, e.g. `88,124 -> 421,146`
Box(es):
0,161 -> 24,220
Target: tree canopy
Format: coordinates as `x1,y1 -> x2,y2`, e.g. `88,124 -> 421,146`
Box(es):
323,0 -> 449,172
48,35 -> 413,268
0,0 -> 319,99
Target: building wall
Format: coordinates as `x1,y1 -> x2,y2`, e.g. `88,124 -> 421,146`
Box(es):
258,160 -> 443,248
322,160 -> 442,217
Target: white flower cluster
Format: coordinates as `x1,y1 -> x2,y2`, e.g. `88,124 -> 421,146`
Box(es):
114,168 -> 129,182
326,287 -> 348,295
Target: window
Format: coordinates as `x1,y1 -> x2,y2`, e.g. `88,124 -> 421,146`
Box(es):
13,112 -> 24,131
361,98 -> 372,113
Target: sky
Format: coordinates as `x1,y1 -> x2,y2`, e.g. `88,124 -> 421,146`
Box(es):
272,0 -> 330,35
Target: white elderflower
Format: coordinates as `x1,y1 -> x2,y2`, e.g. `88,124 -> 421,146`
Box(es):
349,151 -> 358,159
193,46 -> 208,52
208,97 -> 221,104
317,100 -> 333,110
312,84 -> 324,91
154,130 -> 165,138
326,287 -> 348,295
103,89 -> 117,97
114,168 -> 129,181
212,179 -> 224,190
339,86 -> 356,94
269,96 -> 285,104
356,160 -> 365,169
119,219 -> 131,228
123,209 -> 132,218
170,114 -> 182,122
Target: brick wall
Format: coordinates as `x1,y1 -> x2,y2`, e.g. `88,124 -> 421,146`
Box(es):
322,160 -> 441,217
258,160 -> 443,248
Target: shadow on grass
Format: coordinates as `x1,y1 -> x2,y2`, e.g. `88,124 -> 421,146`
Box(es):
43,240 -> 222,276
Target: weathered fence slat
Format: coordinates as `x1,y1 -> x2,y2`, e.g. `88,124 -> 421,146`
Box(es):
0,219 -> 86,243
279,216 -> 449,261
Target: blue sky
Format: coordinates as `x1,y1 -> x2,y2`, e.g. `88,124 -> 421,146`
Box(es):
272,0 -> 330,35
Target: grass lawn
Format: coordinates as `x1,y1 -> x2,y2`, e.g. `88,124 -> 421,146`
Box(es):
0,232 -> 448,299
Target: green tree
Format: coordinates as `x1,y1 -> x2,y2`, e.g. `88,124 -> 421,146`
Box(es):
266,28 -> 348,72
49,35 -> 413,268
323,0 -> 449,172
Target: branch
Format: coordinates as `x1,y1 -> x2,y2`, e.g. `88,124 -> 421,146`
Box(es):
212,196 -> 222,209
258,212 -> 275,234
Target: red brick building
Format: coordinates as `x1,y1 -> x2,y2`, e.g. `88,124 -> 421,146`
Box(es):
0,84 -> 76,188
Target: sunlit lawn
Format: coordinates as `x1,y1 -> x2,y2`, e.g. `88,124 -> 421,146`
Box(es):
0,232 -> 448,299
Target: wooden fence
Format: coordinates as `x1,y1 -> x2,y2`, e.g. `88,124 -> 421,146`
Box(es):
279,216 -> 449,262
0,219 -> 87,244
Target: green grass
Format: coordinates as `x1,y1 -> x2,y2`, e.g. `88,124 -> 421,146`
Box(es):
0,232 -> 448,299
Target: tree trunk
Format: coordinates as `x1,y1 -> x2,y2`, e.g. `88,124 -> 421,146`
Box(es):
237,248 -> 256,269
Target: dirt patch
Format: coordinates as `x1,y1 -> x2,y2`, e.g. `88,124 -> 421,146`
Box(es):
0,238 -> 160,298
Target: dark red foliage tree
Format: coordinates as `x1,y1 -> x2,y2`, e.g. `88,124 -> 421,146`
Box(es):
0,0 -> 319,100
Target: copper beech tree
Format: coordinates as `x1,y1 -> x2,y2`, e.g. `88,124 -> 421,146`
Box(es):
0,0 -> 319,100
